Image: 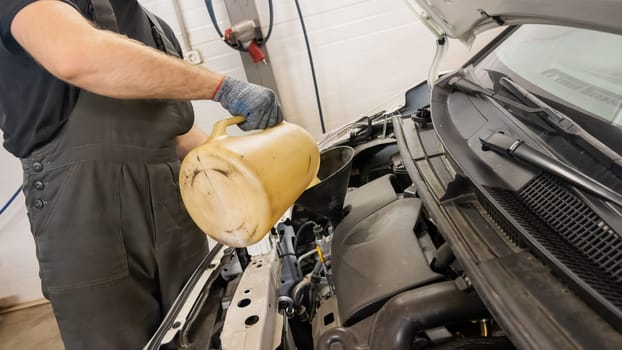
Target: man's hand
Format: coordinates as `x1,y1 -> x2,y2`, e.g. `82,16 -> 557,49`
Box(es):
213,77 -> 284,131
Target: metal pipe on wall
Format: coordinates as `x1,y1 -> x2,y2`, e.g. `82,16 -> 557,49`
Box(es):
171,0 -> 192,52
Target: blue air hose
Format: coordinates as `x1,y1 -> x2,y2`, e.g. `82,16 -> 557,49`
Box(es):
0,186 -> 23,216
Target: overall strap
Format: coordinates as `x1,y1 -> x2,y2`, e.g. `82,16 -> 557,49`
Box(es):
141,7 -> 181,58
88,0 -> 180,58
89,0 -> 120,32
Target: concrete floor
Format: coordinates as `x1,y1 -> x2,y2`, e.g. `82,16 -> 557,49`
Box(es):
0,303 -> 63,350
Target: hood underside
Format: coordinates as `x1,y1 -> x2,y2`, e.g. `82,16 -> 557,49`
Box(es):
411,0 -> 622,43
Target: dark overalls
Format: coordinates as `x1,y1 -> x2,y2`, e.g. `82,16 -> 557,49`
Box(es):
20,1 -> 208,348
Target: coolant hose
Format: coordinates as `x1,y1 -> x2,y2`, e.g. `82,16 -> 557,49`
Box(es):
370,280 -> 488,350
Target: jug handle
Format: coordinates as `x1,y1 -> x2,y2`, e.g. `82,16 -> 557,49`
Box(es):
206,116 -> 247,142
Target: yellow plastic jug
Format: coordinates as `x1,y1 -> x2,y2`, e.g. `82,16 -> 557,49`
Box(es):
179,116 -> 320,247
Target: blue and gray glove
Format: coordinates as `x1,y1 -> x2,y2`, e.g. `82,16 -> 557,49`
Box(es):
213,76 -> 284,131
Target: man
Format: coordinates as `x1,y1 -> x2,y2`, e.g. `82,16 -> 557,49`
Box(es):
0,0 -> 283,348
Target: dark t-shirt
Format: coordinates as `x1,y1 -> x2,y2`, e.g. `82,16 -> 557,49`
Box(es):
0,0 -> 182,157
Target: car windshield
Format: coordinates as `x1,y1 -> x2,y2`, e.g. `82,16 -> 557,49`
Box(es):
473,24 -> 622,130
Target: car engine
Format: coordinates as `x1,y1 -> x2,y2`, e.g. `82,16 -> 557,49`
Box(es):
163,107 -> 518,350
208,110 -> 514,350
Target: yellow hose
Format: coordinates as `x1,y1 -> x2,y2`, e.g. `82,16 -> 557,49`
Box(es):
481,319 -> 489,337
316,245 -> 325,263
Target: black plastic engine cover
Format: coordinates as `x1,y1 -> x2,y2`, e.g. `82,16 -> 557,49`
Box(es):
332,178 -> 443,326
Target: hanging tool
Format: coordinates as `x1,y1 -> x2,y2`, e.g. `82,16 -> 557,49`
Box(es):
203,0 -> 328,132
224,20 -> 267,64
204,0 -> 274,64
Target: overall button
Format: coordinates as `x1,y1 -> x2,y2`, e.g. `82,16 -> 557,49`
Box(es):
33,162 -> 44,172
34,181 -> 45,191
33,199 -> 45,209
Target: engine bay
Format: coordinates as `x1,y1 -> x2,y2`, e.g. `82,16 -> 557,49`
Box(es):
144,29 -> 622,348
196,114 -> 516,350
281,136 -> 513,349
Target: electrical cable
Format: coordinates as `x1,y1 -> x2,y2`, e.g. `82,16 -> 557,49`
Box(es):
293,220 -> 316,251
264,0 -> 274,44
203,0 -> 274,51
204,0 -> 224,38
295,221 -> 316,238
293,0 -> 326,133
0,186 -> 23,217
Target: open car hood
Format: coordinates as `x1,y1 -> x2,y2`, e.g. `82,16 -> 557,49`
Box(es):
410,0 -> 622,44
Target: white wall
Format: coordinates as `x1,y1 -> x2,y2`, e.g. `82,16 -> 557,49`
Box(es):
0,0 -> 501,306
142,0 -> 500,135
0,147 -> 41,307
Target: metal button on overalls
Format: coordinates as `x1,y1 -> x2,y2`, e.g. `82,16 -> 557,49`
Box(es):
33,181 -> 45,190
33,199 -> 45,209
32,161 -> 43,172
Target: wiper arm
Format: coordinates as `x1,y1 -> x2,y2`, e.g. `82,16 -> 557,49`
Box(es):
448,76 -> 543,114
481,131 -> 622,208
499,77 -> 621,162
449,74 -> 622,163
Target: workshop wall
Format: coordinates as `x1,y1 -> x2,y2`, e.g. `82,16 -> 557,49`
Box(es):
0,150 -> 41,307
0,0 -> 500,307
140,0 -> 500,135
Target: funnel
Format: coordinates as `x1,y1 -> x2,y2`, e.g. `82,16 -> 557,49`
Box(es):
296,146 -> 354,225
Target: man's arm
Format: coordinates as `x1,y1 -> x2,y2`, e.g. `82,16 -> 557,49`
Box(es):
11,0 -> 284,130
11,0 -> 223,100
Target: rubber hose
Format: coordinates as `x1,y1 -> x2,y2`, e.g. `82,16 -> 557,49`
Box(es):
370,280 -> 488,350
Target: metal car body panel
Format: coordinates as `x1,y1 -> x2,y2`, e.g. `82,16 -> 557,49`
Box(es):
409,0 -> 622,43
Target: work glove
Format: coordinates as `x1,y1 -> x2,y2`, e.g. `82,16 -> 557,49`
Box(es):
213,76 -> 284,131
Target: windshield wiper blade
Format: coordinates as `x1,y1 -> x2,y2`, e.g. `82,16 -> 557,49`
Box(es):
449,74 -> 622,164
481,131 -> 622,207
448,76 -> 543,113
499,77 -> 622,162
